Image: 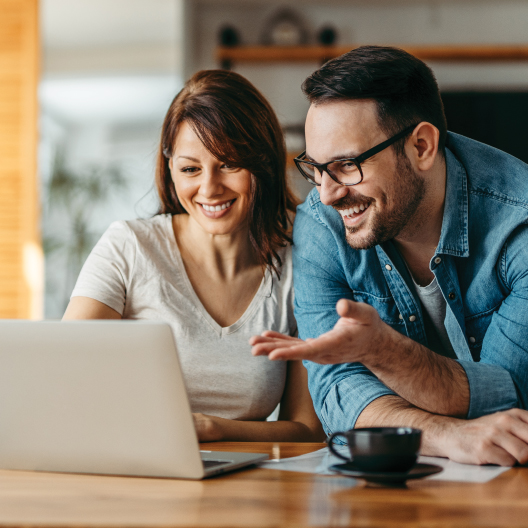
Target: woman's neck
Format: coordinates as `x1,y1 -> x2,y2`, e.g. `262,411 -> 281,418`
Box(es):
172,214 -> 261,280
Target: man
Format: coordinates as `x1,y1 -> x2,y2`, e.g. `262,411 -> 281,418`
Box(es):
250,46 -> 528,466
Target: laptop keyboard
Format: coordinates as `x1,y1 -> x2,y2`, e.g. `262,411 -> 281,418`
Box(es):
202,459 -> 231,469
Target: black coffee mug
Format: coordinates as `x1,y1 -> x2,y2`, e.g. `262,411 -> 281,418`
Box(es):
327,427 -> 422,472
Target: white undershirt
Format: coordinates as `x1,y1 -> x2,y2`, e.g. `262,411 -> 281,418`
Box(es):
412,275 -> 457,359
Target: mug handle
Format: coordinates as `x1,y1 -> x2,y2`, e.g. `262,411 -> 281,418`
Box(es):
326,432 -> 352,462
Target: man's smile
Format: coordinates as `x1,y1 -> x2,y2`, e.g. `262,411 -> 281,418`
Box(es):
337,202 -> 371,225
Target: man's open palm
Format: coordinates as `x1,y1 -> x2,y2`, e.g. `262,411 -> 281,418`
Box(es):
250,299 -> 386,364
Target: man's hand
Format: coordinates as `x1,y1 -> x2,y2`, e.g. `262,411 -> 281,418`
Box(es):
251,298 -> 470,417
442,409 -> 528,466
250,299 -> 386,363
355,396 -> 528,466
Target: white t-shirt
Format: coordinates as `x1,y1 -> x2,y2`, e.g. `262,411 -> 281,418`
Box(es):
71,214 -> 296,421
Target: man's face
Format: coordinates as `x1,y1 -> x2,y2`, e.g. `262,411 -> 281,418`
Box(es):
305,99 -> 426,250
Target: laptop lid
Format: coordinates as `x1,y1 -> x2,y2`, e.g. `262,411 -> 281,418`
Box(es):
0,320 -> 235,479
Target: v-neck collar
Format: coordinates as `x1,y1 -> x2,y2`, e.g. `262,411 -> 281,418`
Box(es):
164,214 -> 272,337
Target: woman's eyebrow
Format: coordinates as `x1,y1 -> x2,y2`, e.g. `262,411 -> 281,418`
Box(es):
175,155 -> 200,162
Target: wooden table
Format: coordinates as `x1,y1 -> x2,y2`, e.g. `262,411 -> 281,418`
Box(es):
0,442 -> 527,527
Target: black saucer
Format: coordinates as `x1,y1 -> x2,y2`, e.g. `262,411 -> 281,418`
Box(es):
329,462 -> 443,484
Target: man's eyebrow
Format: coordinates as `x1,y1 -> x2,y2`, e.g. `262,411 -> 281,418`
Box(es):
305,151 -> 359,163
175,155 -> 200,162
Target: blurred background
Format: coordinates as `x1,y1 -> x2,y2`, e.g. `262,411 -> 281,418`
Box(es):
4,0 -> 528,319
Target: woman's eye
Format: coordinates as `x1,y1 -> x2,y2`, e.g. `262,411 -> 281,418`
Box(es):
180,166 -> 199,174
221,164 -> 238,171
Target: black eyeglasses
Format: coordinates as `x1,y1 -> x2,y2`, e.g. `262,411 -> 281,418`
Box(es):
294,123 -> 419,187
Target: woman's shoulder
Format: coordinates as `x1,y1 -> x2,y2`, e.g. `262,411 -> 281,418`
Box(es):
98,214 -> 175,263
116,214 -> 171,236
103,214 -> 171,247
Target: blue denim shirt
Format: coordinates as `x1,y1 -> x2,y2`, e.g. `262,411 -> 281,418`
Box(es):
293,132 -> 528,437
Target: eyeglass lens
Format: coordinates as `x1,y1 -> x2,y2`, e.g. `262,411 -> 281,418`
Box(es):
297,159 -> 362,186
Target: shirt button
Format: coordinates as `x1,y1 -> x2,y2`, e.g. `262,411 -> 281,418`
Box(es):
409,315 -> 416,322
469,336 -> 476,344
399,313 -> 403,320
385,264 -> 392,271
434,257 -> 442,264
448,292 -> 456,300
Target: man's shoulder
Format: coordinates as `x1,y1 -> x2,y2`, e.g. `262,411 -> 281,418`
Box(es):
295,189 -> 343,234
447,132 -> 528,205
292,190 -> 373,280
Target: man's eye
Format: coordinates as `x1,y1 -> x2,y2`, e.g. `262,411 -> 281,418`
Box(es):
338,161 -> 358,172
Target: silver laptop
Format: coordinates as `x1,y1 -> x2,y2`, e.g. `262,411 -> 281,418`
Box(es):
0,320 -> 268,479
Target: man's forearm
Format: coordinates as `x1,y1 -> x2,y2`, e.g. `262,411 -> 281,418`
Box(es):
363,325 -> 470,417
355,395 -> 458,457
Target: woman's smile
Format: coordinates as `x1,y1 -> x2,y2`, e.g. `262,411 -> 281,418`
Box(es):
198,199 -> 236,218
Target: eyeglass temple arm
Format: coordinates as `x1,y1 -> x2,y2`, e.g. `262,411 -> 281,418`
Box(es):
355,124 -> 418,164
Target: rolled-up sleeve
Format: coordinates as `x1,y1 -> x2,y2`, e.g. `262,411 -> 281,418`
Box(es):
309,363 -> 396,440
462,225 -> 528,418
460,359 -> 518,419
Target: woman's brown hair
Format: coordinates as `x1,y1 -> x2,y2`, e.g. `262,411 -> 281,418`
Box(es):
156,69 -> 298,275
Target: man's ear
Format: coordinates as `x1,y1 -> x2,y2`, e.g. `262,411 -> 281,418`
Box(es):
406,122 -> 439,172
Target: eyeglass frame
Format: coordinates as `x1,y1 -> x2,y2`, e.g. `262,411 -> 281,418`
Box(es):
293,123 -> 419,187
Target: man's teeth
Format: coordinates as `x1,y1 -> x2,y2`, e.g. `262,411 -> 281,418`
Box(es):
201,200 -> 234,212
339,203 -> 369,217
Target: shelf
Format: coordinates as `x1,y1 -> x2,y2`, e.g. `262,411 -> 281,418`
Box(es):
217,45 -> 528,65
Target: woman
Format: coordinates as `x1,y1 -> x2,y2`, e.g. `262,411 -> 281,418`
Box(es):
63,70 -> 324,442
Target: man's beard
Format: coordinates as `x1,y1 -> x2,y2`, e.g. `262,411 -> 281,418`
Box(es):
338,153 -> 427,250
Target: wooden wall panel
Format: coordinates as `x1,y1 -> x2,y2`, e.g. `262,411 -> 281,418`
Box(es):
0,0 -> 42,319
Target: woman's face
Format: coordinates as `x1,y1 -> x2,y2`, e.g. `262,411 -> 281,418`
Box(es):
169,121 -> 253,236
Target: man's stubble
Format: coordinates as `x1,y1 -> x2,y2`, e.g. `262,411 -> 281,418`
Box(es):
343,153 -> 427,250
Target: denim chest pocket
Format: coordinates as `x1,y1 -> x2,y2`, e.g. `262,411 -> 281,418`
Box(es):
352,291 -> 404,329
464,308 -> 496,361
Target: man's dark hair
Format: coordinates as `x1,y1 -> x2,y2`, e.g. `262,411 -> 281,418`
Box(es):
302,46 -> 447,154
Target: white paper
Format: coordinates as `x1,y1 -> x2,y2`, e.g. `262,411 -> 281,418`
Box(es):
418,455 -> 510,482
259,446 -> 510,482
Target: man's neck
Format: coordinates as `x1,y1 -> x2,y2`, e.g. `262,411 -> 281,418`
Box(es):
393,156 -> 447,287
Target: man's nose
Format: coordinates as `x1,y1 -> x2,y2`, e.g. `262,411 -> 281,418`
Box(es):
317,170 -> 348,206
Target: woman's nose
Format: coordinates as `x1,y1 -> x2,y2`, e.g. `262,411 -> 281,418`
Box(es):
199,168 -> 223,197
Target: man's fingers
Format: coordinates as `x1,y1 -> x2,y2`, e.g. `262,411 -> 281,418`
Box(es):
251,342 -> 288,356
249,335 -> 281,346
493,431 -> 528,465
249,331 -> 299,347
268,343 -> 317,361
261,330 -> 299,340
252,340 -> 316,360
266,331 -> 349,362
506,408 -> 528,426
482,442 -> 517,467
494,412 -> 528,464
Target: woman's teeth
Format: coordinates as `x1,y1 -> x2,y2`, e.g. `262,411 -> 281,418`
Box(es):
339,203 -> 369,218
201,200 -> 234,212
